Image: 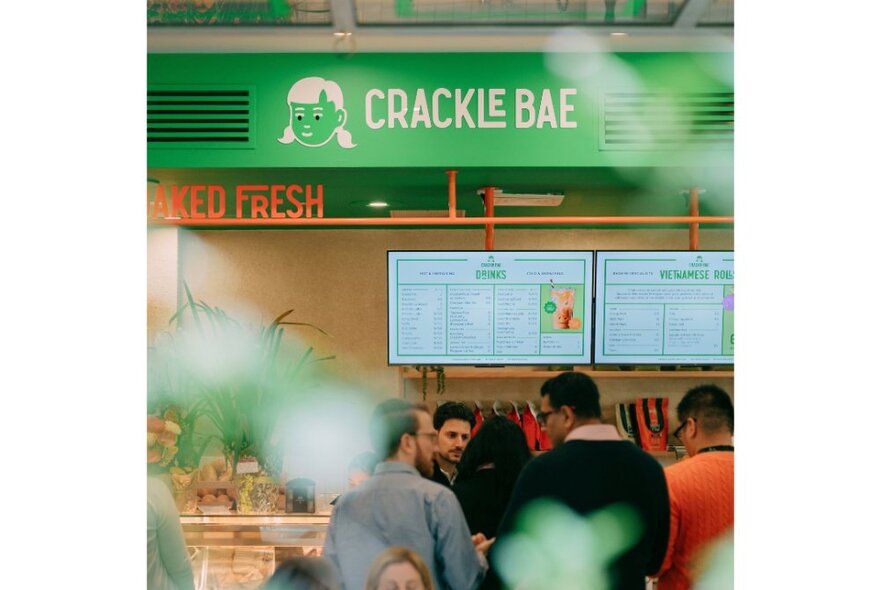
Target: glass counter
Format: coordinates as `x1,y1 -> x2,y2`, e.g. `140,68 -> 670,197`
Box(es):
180,513 -> 331,590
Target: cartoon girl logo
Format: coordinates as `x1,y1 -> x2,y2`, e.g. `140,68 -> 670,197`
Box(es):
278,77 -> 356,149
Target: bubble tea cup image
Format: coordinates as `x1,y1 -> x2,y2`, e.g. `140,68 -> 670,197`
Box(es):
550,288 -> 575,329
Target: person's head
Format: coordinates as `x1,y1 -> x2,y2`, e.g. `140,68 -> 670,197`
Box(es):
346,451 -> 379,489
432,402 -> 476,468
278,77 -> 356,148
369,399 -> 437,477
674,384 -> 734,457
369,399 -> 414,457
364,546 -> 435,590
457,415 -> 532,495
538,371 -> 602,449
262,556 -> 340,590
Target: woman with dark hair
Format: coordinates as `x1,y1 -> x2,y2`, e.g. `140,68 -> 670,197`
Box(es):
452,415 -> 533,539
262,556 -> 341,590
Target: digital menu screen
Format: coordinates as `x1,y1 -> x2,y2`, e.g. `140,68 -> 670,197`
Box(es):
594,251 -> 734,365
388,251 -> 594,365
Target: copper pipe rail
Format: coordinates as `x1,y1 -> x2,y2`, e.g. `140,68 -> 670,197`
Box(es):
482,186 -> 496,251
148,171 -> 732,234
688,187 -> 701,251
446,169 -> 457,218
149,215 -> 733,227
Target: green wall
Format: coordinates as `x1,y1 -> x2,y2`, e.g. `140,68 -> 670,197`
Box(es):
147,52 -> 733,169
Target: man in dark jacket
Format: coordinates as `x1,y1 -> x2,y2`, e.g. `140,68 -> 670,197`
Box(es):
427,401 -> 476,487
488,372 -> 670,590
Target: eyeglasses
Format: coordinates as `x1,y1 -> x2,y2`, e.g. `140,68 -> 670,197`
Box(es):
536,407 -> 570,426
673,418 -> 694,441
410,431 -> 438,443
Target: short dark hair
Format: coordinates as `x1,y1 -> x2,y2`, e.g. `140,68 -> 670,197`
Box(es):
677,384 -> 734,434
368,399 -> 430,459
433,401 -> 476,431
540,371 -> 601,419
263,556 -> 340,590
368,399 -> 411,457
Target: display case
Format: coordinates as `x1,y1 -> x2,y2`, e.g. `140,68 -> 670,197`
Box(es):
180,513 -> 330,590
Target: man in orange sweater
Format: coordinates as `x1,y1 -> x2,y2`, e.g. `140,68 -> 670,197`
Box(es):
657,384 -> 734,590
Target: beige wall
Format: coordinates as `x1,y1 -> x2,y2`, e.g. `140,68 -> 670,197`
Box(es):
147,227 -> 179,344
154,227 -> 733,416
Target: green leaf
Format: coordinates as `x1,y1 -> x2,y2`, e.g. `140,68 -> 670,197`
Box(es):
278,320 -> 331,336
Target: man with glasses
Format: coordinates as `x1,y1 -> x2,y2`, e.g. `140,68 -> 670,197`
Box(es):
488,371 -> 670,590
656,384 -> 734,590
324,399 -> 489,590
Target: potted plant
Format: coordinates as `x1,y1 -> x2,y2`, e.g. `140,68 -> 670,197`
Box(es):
148,283 -> 334,513
411,365 -> 446,400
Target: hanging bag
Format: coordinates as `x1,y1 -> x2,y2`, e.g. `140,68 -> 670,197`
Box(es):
635,397 -> 669,451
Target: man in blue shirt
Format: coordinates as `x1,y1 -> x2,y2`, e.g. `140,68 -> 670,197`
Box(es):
324,401 -> 488,590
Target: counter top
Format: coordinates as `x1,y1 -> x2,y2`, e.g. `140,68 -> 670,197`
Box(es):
180,512 -> 331,525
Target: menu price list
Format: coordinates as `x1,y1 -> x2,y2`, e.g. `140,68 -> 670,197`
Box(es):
602,305 -> 723,356
540,333 -> 583,354
495,286 -> 541,355
602,306 -> 662,354
397,286 -> 446,354
665,306 -> 722,354
447,286 -> 493,355
397,284 -> 586,359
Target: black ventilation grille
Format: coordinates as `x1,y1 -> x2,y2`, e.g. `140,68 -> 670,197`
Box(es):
147,87 -> 254,148
600,92 -> 733,150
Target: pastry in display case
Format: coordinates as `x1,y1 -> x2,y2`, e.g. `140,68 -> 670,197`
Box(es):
180,514 -> 330,590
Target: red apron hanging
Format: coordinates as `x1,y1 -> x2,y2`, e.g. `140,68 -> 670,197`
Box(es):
471,403 -> 484,438
521,403 -> 539,451
506,405 -> 522,428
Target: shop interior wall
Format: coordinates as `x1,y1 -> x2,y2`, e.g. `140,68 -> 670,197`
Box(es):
147,227 -> 179,344
155,227 -> 734,420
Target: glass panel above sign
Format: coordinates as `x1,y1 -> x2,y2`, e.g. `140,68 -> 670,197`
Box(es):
698,0 -> 734,26
147,0 -> 332,26
355,0 -> 685,26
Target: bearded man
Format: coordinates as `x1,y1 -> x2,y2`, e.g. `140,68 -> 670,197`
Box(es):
324,400 -> 489,590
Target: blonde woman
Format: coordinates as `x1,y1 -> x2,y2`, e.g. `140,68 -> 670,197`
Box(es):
364,546 -> 434,590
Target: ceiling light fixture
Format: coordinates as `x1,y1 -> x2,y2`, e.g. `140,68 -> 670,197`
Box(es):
368,201 -> 389,208
390,209 -> 466,218
611,32 -> 628,37
478,189 -> 565,207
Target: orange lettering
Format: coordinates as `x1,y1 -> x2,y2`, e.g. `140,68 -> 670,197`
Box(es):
150,185 -> 169,219
171,185 -> 190,218
251,193 -> 269,218
270,185 -> 287,219
236,185 -> 248,218
286,185 -> 304,218
305,184 -> 323,218
236,185 -> 268,219
207,185 -> 225,218
190,185 -> 206,219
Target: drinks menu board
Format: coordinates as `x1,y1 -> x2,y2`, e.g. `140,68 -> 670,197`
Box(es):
594,251 -> 734,365
388,251 -> 594,365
